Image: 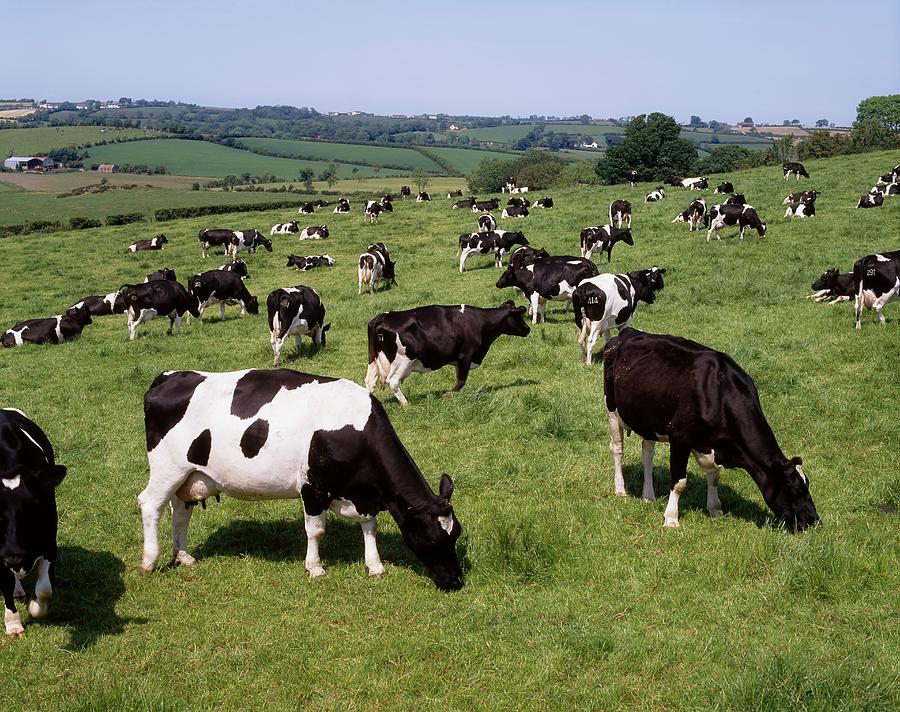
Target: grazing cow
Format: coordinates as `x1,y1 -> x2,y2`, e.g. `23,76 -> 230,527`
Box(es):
473,198 -> 500,212
506,197 -> 529,209
365,301 -> 530,405
145,268 -> 176,283
298,202 -> 316,215
857,193 -> 884,209
267,285 -> 329,366
458,230 -> 528,272
299,225 -> 329,240
218,260 -> 249,279
681,177 -> 708,190
270,221 -> 300,235
198,229 -> 237,258
364,202 -> 385,223
808,268 -> 854,304
602,328 -> 819,530
508,245 -> 550,271
332,199 -> 351,214
783,190 -> 818,205
496,256 -> 599,324
0,409 -> 67,637
120,280 -> 200,341
783,162 -> 810,180
286,254 -> 335,271
714,181 -> 734,194
501,205 -> 529,219
580,225 -> 635,262
706,204 -> 766,241
358,243 -> 396,294
628,170 -> 638,187
69,291 -> 126,317
3,307 -> 92,348
725,193 -> 748,206
416,191 -> 431,202
672,198 -> 708,231
644,187 -> 666,202
572,267 -> 666,365
447,190 -> 464,198
400,186 -> 411,199
532,197 -> 554,209
382,194 -> 394,203
127,235 -> 168,253
452,197 -> 476,209
784,200 -> 816,218
138,370 -> 463,590
227,230 -> 272,261
188,270 -> 259,321
608,199 -> 632,229
510,186 -> 529,194
852,250 -> 900,329
477,213 -> 497,232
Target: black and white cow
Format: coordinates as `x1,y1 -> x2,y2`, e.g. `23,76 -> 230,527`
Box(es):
477,213 -> 497,232
508,245 -> 550,271
602,327 -> 819,530
382,194 -> 394,204
495,256 -> 599,324
784,200 -> 816,218
416,191 -> 431,202
333,199 -> 351,214
808,268 -> 854,304
145,268 -> 177,283
286,254 -> 335,271
706,204 -> 766,241
198,229 -> 236,258
580,225 -> 634,262
856,192 -> 884,209
725,193 -> 748,206
364,202 -> 387,223
120,280 -> 200,340
852,250 -> 900,329
447,190 -> 464,198
218,260 -> 249,280
783,189 -> 818,205
267,286 -> 329,366
532,197 -> 554,209
188,270 -> 259,321
313,199 -> 330,208
681,177 -> 708,190
572,267 -> 666,365
458,230 -> 528,272
69,291 -> 126,317
628,170 -> 638,187
714,181 -> 734,194
358,243 -> 397,294
227,230 -> 272,261
501,205 -> 529,219
3,306 -> 92,348
510,186 -> 530,194
298,202 -> 316,215
127,235 -> 168,253
0,409 -> 67,637
473,198 -> 500,212
400,186 -> 411,199
270,221 -> 300,235
783,162 -> 810,180
365,301 -> 530,405
672,198 -> 708,231
452,197 -> 476,209
644,187 -> 666,202
138,370 -> 463,590
299,225 -> 329,240
503,177 -> 516,193
608,199 -> 632,229
870,183 -> 900,197
667,176 -> 684,187
506,197 -> 529,209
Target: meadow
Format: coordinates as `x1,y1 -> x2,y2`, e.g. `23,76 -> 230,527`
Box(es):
0,150 -> 898,711
234,138 -> 446,172
0,126 -> 162,157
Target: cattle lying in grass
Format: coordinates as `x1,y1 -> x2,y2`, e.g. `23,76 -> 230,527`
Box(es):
608,200 -> 632,229
672,198 -> 708,231
857,193 -> 884,209
416,191 -> 431,202
358,243 -> 396,293
510,186 -> 529,194
496,256 -> 599,324
145,268 -> 176,283
532,197 -> 553,209
870,183 -> 899,197
299,225 -> 329,240
784,200 -> 816,218
706,204 -> 766,241
602,327 -> 819,530
666,176 -> 684,187
138,370 -> 463,590
508,245 -> 550,270
808,268 -> 854,303
477,213 -> 497,232
473,198 -> 500,212
0,409 -> 67,637
271,221 -> 300,235
127,235 -> 168,253
298,202 -> 316,215
852,250 -> 900,329
714,181 -> 734,194
267,285 -> 329,366
447,190 -> 464,198
681,177 -> 708,190
783,161 -> 810,180
120,280 -> 200,341
783,190 -> 818,205
218,260 -> 249,279
501,205 -> 529,219
69,291 -> 126,317
644,187 -> 666,202
725,193 -> 748,206
400,186 -> 411,198
382,194 -> 394,204
227,230 -> 271,261
572,267 -> 665,365
365,301 -> 529,406
188,270 -> 259,321
628,170 -> 638,187
3,306 -> 92,348
580,225 -> 634,261
506,196 -> 529,209
452,197 -> 476,209
286,254 -> 335,271
312,199 -> 330,208
458,230 -> 528,272
332,199 -> 351,214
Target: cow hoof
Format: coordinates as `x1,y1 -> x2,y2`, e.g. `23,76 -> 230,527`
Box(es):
175,552 -> 196,567
442,391 -> 454,398
614,490 -> 627,497
138,561 -> 155,575
8,629 -> 25,639
709,508 -> 724,518
663,520 -> 680,528
27,600 -> 48,619
642,496 -> 656,503
307,566 -> 326,579
367,564 -> 386,578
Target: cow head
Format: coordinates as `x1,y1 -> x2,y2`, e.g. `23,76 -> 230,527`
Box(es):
756,221 -> 767,237
768,457 -> 819,531
383,258 -> 397,286
230,261 -> 249,279
495,265 -> 522,290
811,268 -> 839,291
65,306 -> 93,328
616,228 -> 634,246
400,474 -> 463,591
318,226 -> 329,238
259,236 -> 273,252
245,296 -> 260,315
509,246 -> 548,271
508,231 -> 528,247
498,300 -> 530,337
638,267 -> 666,303
156,234 -> 168,245
381,200 -> 393,212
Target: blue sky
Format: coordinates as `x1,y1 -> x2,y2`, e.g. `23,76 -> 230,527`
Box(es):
4,0 -> 898,125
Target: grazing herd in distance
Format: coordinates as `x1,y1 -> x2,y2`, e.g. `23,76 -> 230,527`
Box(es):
2,159 -> 897,637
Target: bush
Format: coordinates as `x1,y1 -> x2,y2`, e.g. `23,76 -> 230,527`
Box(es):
554,161 -> 601,187
69,217 -> 103,230
695,145 -> 751,174
153,199 -> 314,222
25,219 -> 64,233
105,213 -> 145,226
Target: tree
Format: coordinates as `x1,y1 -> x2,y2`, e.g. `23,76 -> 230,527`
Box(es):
578,114 -> 591,125
695,145 -> 751,174
849,118 -> 899,151
771,135 -> 797,163
855,95 -> 900,134
554,161 -> 600,187
595,112 -> 697,184
298,169 -> 314,193
815,119 -> 829,128
743,117 -> 754,124
798,130 -> 849,160
412,167 -> 430,194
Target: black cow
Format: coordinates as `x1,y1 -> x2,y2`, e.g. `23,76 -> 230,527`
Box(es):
707,204 -> 766,240
725,193 -> 748,206
365,301 -> 530,406
313,199 -> 330,208
286,254 -> 335,271
852,250 -> 900,329
127,235 -> 168,253
628,170 -> 638,187
501,205 -> 529,219
580,225 -> 634,262
198,229 -> 236,258
358,243 -> 396,293
447,190 -> 464,198
506,197 -> 529,209
608,199 -> 632,229
452,197 -> 476,209
714,181 -> 734,194
0,409 -> 67,637
120,280 -> 200,340
783,161 -> 810,180
218,260 -> 249,280
477,213 -> 497,232
382,194 -> 394,203
145,268 -> 176,283
532,197 -> 554,209
808,268 -> 854,304
602,328 -> 819,530
400,186 -> 411,198
69,291 -> 126,317
333,199 -> 351,214
228,230 -> 271,261
458,230 -> 528,272
496,256 -> 599,323
139,370 -> 463,590
3,306 -> 92,348
473,198 -> 500,212
783,190 -> 818,205
188,270 -> 259,321
856,193 -> 884,209
416,192 -> 431,202
298,202 -> 316,215
267,285 -> 329,366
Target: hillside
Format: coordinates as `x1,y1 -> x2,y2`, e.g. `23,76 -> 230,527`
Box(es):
0,126 -> 163,157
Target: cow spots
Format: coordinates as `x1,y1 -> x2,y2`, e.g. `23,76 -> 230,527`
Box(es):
187,429 -> 211,466
144,371 -> 206,451
1,476 -> 21,490
230,369 -> 327,419
240,419 -> 269,459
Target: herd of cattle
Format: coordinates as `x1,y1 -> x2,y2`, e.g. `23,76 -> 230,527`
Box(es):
2,163 -> 897,636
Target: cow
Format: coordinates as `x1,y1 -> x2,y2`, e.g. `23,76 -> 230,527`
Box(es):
869,183 -> 899,197
501,206 -> 529,219
672,198 -> 708,231
364,202 -> 385,223
714,181 -> 734,194
510,186 -> 530,194
218,260 -> 249,280
608,199 -> 632,229
473,198 -> 500,212
580,226 -> 634,262
503,177 -> 516,193
120,280 -> 200,341
725,193 -> 748,206
145,268 -> 176,283
602,327 -> 819,530
458,230 -> 528,272
783,190 -> 818,205
644,187 -> 666,203
496,256 -> 599,324
0,409 -> 67,637
286,254 -> 335,271
452,197 -> 476,209
332,199 -> 351,214
267,285 -> 329,366
298,202 -> 316,215
532,197 -> 554,209
508,245 -> 550,271
198,229 -> 235,258
416,192 -> 431,202
271,221 -> 300,235
227,230 -> 272,261
784,200 -> 816,218
127,235 -> 168,253
808,268 -> 854,304
628,170 -> 638,187
783,162 -> 810,180
3,306 -> 92,348
857,193 -> 884,209
400,186 -> 411,199
365,301 -> 530,406
313,199 -> 330,208
477,213 -> 497,232
852,250 -> 900,329
382,194 -> 394,204
188,270 -> 259,321
138,370 -> 463,590
358,243 -> 396,294
681,177 -> 708,190
572,267 -> 666,365
506,197 -> 529,209
69,291 -> 126,317
706,204 -> 766,241
667,176 -> 684,187
447,190 -> 464,198
299,225 -> 329,240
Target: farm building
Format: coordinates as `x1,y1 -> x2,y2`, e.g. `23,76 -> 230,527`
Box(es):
97,163 -> 118,173
3,156 -> 56,170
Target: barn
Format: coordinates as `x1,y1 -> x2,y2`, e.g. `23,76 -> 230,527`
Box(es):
3,156 -> 56,170
97,163 -> 118,173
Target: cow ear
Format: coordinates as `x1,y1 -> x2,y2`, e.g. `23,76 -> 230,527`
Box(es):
439,473 -> 454,501
789,456 -> 803,467
323,323 -> 331,332
47,464 -> 67,487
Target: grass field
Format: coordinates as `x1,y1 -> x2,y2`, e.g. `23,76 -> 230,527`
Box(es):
0,126 -> 162,157
423,146 -> 516,174
0,171 -> 218,193
0,150 -> 898,710
235,138 -> 445,172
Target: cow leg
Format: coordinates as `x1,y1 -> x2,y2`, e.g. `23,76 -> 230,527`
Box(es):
272,335 -> 284,367
294,334 -> 303,356
607,410 -> 627,496
386,359 -> 414,406
459,250 -> 469,273
530,292 -> 541,324
584,323 -> 602,366
1,568 -> 24,637
303,512 -> 327,578
360,519 -> 385,577
663,446 -> 690,528
739,226 -> 745,240
706,226 -> 713,242
26,558 -> 53,619
13,578 -> 24,599
855,292 -> 864,330
220,302 -> 227,320
170,496 -> 196,567
137,477 -> 184,573
448,359 -> 471,394
641,440 -> 657,501
693,450 -> 723,518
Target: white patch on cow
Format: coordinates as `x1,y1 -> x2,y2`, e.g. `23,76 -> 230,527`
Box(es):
53,317 -> 63,343
5,607 -> 24,637
329,498 -> 373,521
663,477 -> 688,528
27,558 -> 51,619
459,305 -> 465,313
526,264 -> 536,273
71,300 -> 85,310
566,260 -> 582,265
438,513 -> 455,535
876,254 -> 890,262
796,463 -> 808,485
1,476 -> 21,490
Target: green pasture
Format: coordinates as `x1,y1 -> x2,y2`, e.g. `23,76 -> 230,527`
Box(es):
0,150 -> 898,710
234,138 -> 445,172
0,126 -> 161,157
423,146 -> 516,174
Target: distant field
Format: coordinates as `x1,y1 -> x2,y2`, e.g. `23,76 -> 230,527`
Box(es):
0,126 -> 162,156
0,171 -> 217,193
424,146 -> 515,173
257,175 -> 470,195
463,125 -> 534,143
235,138 -> 445,172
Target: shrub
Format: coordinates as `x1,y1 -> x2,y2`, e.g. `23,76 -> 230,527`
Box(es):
69,217 -> 103,230
105,213 -> 145,226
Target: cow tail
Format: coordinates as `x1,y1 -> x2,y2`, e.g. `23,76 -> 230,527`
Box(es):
572,289 -> 584,330
608,203 -> 614,227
